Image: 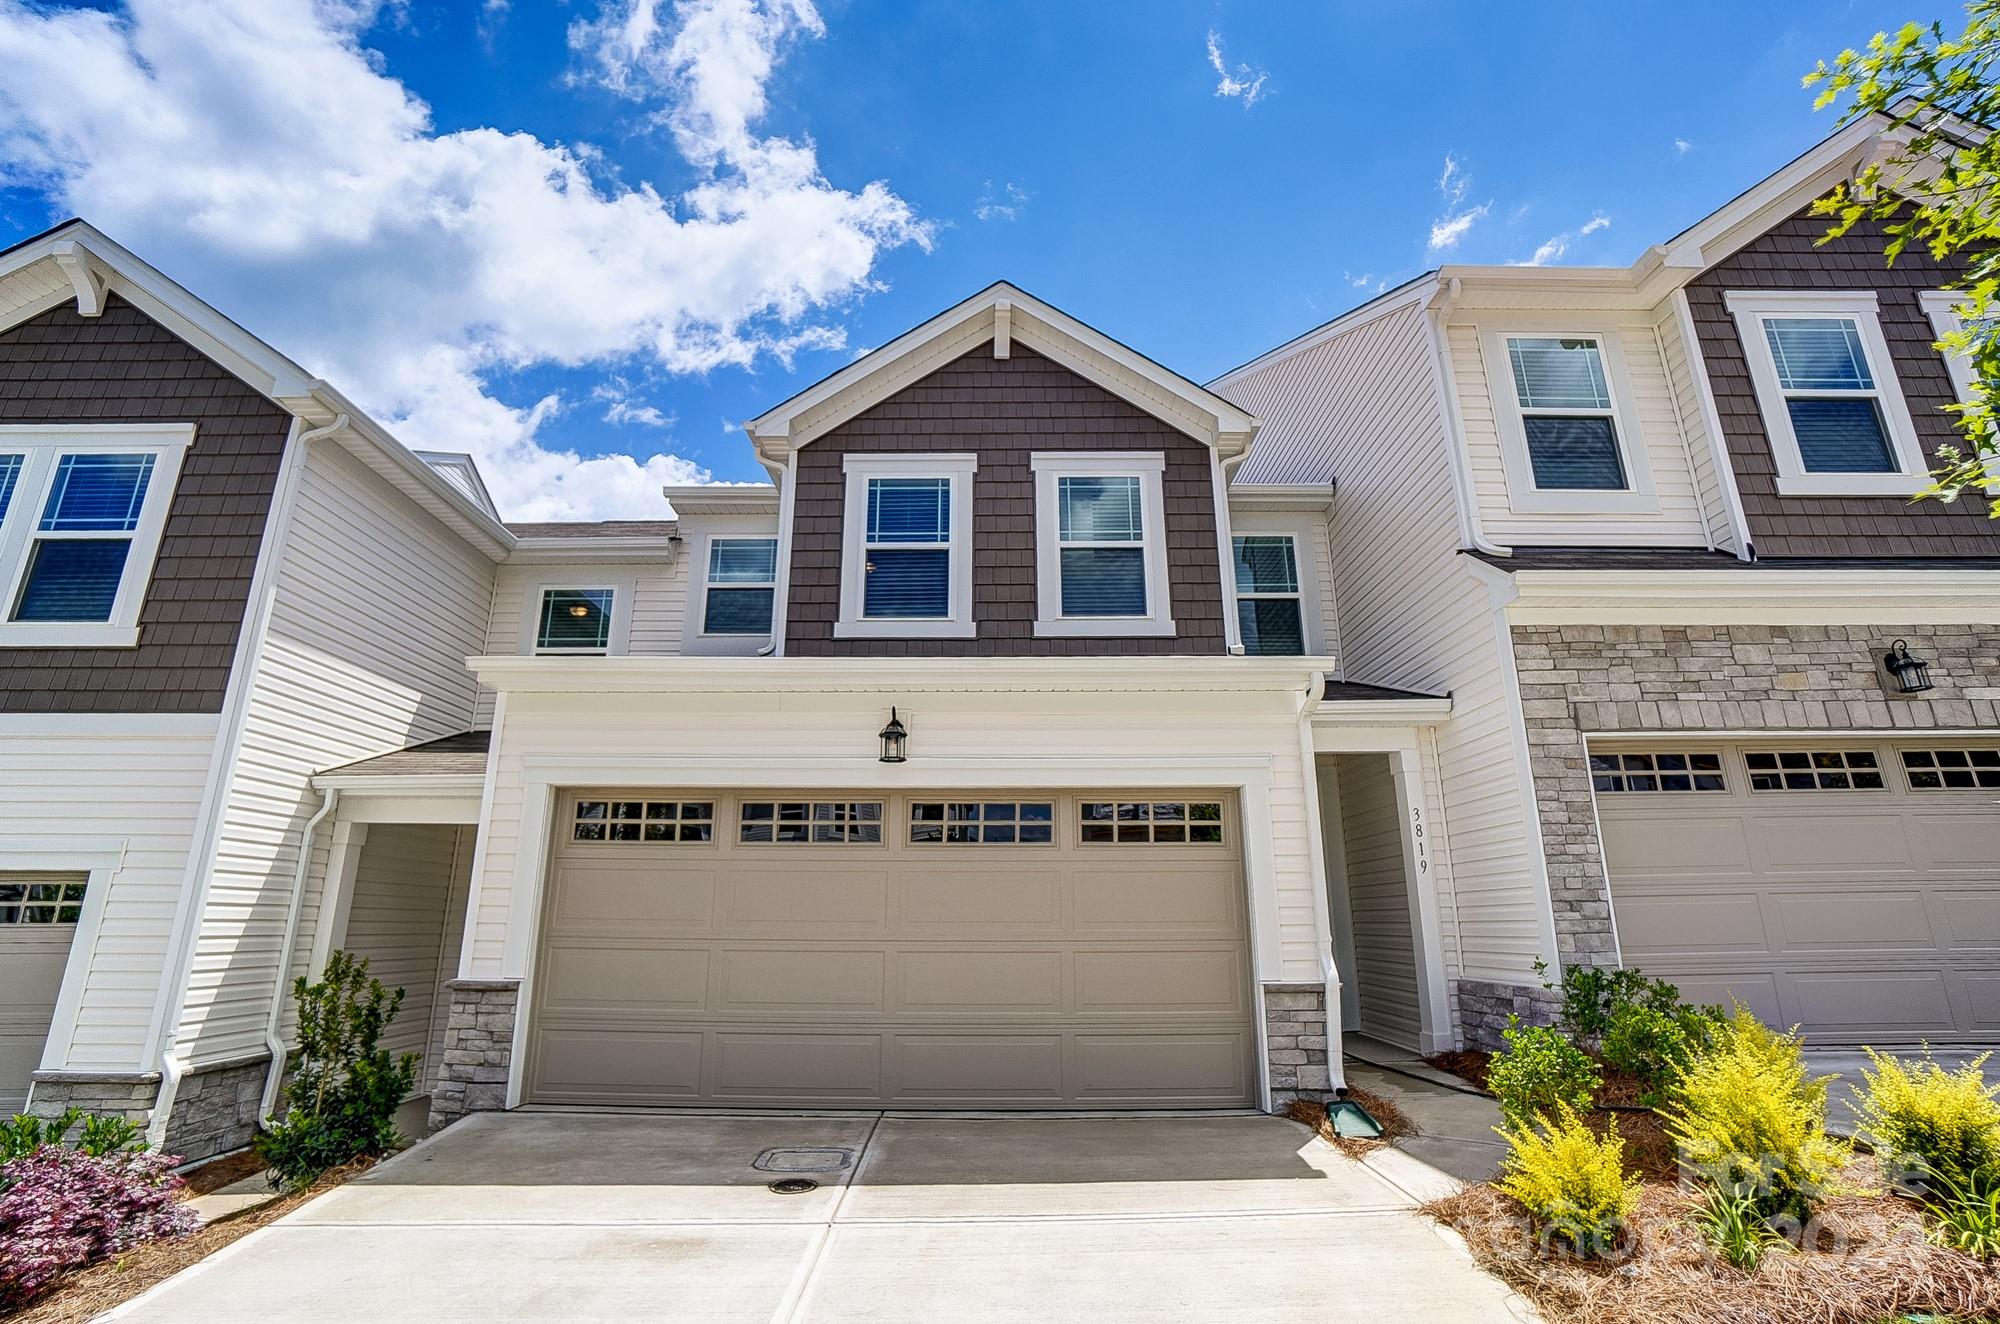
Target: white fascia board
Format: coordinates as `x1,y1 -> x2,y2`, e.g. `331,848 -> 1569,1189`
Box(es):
1312,697 -> 1454,726
470,653 -> 1341,695
307,772 -> 487,797
663,485 -> 780,517
1226,482 -> 1336,515
506,536 -> 679,565
748,282 -> 1259,461
1505,568 -> 2000,625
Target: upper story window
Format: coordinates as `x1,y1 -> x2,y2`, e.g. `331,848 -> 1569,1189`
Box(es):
1476,328 -> 1656,515
0,425 -> 191,648
1031,452 -> 1173,638
1724,291 -> 1929,497
535,587 -> 615,654
702,537 -> 777,636
1232,535 -> 1303,655
836,454 -> 976,639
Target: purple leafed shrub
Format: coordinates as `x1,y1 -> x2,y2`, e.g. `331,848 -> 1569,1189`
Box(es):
0,1146 -> 197,1308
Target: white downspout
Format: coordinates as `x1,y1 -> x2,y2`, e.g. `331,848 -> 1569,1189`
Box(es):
1421,279 -> 1512,558
255,786 -> 338,1126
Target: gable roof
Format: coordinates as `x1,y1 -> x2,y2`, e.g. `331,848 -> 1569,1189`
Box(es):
745,282 -> 1260,470
0,219 -> 514,560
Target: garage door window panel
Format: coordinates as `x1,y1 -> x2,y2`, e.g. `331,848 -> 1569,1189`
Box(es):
1590,751 -> 1726,793
740,801 -> 883,845
1902,748 -> 2000,790
1079,801 -> 1224,845
0,876 -> 85,926
910,801 -> 1055,845
1745,750 -> 1885,792
572,799 -> 714,842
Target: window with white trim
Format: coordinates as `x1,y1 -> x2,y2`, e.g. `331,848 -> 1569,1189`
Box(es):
1031,452 -> 1173,637
910,802 -> 1055,845
1590,751 -> 1726,793
1901,748 -> 2000,790
1505,337 -> 1627,490
836,455 -> 975,639
1725,292 -> 1929,495
1744,749 -> 1885,792
1232,535 -> 1303,655
0,426 -> 191,647
739,801 -> 884,844
702,537 -> 776,635
535,587 -> 615,654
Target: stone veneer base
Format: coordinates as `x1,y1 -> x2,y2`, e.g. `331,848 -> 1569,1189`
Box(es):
1453,979 -> 1563,1052
1263,983 -> 1332,1108
31,1056 -> 271,1163
430,978 -> 521,1132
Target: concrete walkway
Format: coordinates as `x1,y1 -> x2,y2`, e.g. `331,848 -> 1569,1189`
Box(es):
1343,1038 -> 1510,1185
106,1110 -> 1536,1324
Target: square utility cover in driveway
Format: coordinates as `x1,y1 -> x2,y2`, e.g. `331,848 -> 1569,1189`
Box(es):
107,1111 -> 1536,1324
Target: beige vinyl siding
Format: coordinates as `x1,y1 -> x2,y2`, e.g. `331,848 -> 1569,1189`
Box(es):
176,443 -> 495,1066
466,687 -> 1328,986
1448,319 -> 1711,547
1334,753 -> 1422,1048
338,823 -> 472,1091
1656,297 -> 1740,553
1217,300 -> 1556,988
0,729 -> 216,1070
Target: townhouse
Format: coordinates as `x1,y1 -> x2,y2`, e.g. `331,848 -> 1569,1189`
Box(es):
0,107 -> 1992,1162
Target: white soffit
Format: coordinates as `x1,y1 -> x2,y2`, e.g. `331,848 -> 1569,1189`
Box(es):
746,282 -> 1260,461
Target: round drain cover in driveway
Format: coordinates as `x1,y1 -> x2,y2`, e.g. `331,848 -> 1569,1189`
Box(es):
767,1178 -> 819,1195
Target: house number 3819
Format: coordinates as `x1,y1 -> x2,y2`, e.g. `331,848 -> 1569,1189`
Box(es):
1410,806 -> 1428,873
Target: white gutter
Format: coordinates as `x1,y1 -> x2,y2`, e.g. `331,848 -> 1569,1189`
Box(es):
1420,278 -> 1512,558
1295,671 -> 1346,1095
256,787 -> 338,1125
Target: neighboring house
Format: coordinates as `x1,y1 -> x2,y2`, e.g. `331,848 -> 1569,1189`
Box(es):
1215,110 -> 2000,1053
1,109 -> 1994,1165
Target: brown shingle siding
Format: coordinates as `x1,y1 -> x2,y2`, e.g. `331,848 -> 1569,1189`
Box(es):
1687,205 -> 2000,559
0,295 -> 291,713
784,345 -> 1226,656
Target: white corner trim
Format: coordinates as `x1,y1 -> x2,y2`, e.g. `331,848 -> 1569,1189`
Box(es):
1029,452 -> 1175,639
1474,321 -> 1661,515
1723,289 -> 1931,494
1670,289 -> 1755,559
835,453 -> 978,640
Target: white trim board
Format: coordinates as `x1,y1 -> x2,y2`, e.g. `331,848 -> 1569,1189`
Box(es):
1503,568 -> 2000,625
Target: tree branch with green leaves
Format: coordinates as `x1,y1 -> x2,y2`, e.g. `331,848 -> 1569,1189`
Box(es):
1807,2 -> 2000,514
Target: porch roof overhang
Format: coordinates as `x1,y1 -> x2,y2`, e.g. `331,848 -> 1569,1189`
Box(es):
1310,680 -> 1453,726
311,732 -> 490,815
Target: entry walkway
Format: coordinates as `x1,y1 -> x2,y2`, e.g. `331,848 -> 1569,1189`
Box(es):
108,1110 -> 1535,1323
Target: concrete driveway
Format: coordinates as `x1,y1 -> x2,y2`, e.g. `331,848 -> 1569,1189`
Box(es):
107,1110 -> 1533,1324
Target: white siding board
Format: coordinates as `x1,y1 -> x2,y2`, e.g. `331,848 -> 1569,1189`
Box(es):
176,443 -> 494,1066
1334,752 -> 1422,1048
337,822 -> 470,1091
1655,304 -> 1738,552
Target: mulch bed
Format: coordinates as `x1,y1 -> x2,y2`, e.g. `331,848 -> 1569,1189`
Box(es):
7,1160 -> 373,1324
1427,1048 -> 1492,1091
1286,1084 -> 1419,1159
177,1147 -> 269,1196
1422,1155 -> 2000,1324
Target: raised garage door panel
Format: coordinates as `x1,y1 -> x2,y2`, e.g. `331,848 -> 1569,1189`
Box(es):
1598,742 -> 2000,1044
528,792 -> 1256,1108
0,874 -> 89,1113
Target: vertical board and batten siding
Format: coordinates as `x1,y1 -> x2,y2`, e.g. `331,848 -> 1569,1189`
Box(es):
1654,304 -> 1739,553
1333,752 -> 1423,1049
475,556 -> 692,726
0,732 -> 215,1069
462,688 -> 1328,986
338,823 -> 471,1092
1446,319 -> 1712,547
176,443 -> 494,1065
1218,301 -> 1553,987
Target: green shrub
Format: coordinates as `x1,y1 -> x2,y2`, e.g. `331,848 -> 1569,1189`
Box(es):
1690,1179 -> 1786,1271
1538,959 -> 1713,1048
1600,1000 -> 1722,1108
1851,1048 -> 2000,1190
1487,1017 -> 1601,1128
1663,1007 -> 1848,1225
1496,1105 -> 1639,1257
1923,1163 -> 2000,1260
0,1109 -> 146,1172
256,950 -> 418,1191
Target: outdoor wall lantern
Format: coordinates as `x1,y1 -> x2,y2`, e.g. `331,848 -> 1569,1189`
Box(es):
1883,639 -> 1936,694
878,707 -> 909,763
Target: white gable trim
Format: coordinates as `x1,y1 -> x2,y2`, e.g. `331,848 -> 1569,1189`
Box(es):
747,283 -> 1259,462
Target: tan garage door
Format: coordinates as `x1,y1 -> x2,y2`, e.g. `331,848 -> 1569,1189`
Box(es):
527,791 -> 1257,1108
0,873 -> 88,1112
1596,741 -> 2000,1044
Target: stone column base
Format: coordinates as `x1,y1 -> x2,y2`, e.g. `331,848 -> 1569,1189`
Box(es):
430,978 -> 520,1132
1453,979 -> 1562,1051
1263,984 -> 1332,1109
166,1055 -> 271,1161
29,1071 -> 161,1127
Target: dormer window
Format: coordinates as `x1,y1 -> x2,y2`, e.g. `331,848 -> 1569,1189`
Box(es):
1477,327 -> 1657,514
525,576 -> 633,656
0,425 -> 191,648
835,454 -> 976,639
1031,452 -> 1173,638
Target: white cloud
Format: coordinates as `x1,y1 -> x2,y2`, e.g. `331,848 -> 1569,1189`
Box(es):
974,180 -> 1029,222
1673,137 -> 1693,156
0,0 -> 930,519
1427,153 -> 1489,252
592,378 -> 676,429
1205,30 -> 1267,107
1518,213 -> 1611,267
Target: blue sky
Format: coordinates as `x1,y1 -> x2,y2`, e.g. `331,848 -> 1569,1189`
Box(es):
0,0 -> 1956,514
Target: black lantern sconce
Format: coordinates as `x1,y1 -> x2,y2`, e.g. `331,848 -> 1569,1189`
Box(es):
878,707 -> 909,763
1883,639 -> 1936,695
